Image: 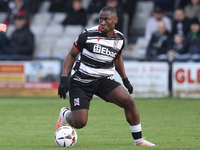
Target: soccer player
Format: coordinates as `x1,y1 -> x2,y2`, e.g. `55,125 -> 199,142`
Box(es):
0,24 -> 7,33
57,6 -> 155,146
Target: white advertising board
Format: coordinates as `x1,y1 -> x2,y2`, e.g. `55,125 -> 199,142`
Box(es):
172,62 -> 200,98
113,61 -> 169,97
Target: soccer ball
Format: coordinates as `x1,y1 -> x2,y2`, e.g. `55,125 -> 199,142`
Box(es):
54,126 -> 77,147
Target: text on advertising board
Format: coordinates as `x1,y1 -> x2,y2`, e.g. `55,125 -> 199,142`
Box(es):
175,69 -> 200,83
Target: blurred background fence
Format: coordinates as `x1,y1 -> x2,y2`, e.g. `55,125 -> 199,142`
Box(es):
0,0 -> 200,98
0,57 -> 199,98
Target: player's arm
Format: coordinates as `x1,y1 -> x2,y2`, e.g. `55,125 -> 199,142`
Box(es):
59,31 -> 86,99
0,24 -> 7,33
115,55 -> 133,94
58,46 -> 79,99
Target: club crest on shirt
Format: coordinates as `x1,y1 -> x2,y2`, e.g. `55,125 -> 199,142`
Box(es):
74,98 -> 80,106
113,40 -> 118,48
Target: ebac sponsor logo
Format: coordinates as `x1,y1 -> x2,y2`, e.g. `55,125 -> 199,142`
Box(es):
93,44 -> 116,58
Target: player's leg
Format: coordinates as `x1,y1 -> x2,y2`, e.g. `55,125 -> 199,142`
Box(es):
95,78 -> 140,125
56,99 -> 90,130
106,86 -> 155,146
56,80 -> 93,130
65,109 -> 88,129
96,78 -> 155,146
105,85 -> 140,125
56,107 -> 88,129
105,85 -> 142,138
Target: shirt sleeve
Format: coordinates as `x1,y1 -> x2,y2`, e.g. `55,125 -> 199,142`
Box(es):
73,30 -> 87,52
117,36 -> 125,56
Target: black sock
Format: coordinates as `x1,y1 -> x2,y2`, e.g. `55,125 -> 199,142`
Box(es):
132,131 -> 142,140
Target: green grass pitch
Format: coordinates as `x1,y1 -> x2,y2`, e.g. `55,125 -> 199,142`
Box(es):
0,97 -> 200,150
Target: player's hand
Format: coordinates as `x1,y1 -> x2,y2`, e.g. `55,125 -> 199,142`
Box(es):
0,24 -> 7,33
123,78 -> 133,94
58,76 -> 69,99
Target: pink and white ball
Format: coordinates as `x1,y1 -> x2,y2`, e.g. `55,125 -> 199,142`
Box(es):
54,126 -> 77,147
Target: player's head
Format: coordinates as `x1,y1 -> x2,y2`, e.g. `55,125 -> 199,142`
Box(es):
99,6 -> 118,36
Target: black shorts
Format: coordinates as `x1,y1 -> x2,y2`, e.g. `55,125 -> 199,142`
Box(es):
69,77 -> 121,111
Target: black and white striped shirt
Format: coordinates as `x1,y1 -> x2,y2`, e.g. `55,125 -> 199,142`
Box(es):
71,25 -> 125,83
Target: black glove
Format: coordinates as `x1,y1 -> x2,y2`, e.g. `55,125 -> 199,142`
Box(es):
123,78 -> 133,94
58,76 -> 69,99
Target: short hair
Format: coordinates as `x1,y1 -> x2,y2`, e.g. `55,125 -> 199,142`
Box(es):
101,6 -> 117,16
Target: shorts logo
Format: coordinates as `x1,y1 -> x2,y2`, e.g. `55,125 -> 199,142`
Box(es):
74,98 -> 80,106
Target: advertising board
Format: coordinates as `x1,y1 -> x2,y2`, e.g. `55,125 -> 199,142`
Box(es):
113,61 -> 169,97
0,60 -> 61,97
172,63 -> 200,98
